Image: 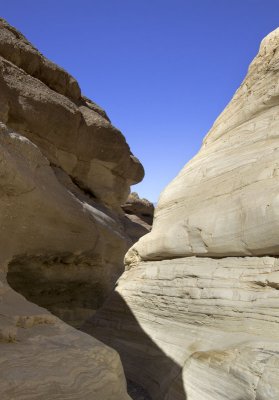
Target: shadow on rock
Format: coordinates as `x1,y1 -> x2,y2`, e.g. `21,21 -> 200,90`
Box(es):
82,291 -> 187,400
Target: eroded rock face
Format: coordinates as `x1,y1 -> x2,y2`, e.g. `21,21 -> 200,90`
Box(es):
0,122 -> 132,399
0,18 -> 144,210
0,17 -> 145,399
122,192 -> 154,244
0,17 -> 146,328
0,286 -> 131,400
86,29 -> 279,399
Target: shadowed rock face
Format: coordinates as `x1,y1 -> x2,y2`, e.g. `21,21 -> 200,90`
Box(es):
122,192 -> 154,244
86,29 -> 279,399
0,17 -> 147,399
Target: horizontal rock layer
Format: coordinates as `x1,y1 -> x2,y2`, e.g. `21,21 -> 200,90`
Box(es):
0,284 -> 130,400
87,28 -> 279,400
0,124 -> 133,398
86,256 -> 279,400
0,18 -> 145,399
0,124 -> 129,325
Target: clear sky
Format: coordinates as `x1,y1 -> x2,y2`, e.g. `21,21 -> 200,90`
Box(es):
1,1 -> 278,202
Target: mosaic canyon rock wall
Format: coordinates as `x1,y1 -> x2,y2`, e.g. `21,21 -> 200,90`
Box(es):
86,28 -> 279,400
0,18 -> 146,399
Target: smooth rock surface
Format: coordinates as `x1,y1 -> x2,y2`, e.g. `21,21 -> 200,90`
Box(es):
130,27 -> 279,261
0,286 -> 130,400
86,256 -> 279,400
86,29 -> 279,400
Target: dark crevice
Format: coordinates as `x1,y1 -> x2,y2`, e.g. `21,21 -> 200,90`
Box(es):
123,209 -> 134,215
7,253 -> 108,329
255,280 -> 279,290
71,176 -> 98,200
49,162 -> 99,201
141,213 -> 152,218
127,380 -> 152,400
141,253 -> 279,263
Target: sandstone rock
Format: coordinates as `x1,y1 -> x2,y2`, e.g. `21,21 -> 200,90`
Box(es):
129,28 -> 279,261
0,18 -> 144,211
0,124 -> 133,398
86,256 -> 279,400
86,29 -> 279,399
0,17 -> 145,328
0,17 -> 146,399
0,286 -> 130,400
122,192 -> 154,226
0,123 -> 129,326
122,192 -> 154,244
0,17 -> 81,101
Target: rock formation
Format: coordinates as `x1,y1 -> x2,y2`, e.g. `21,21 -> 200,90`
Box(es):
85,29 -> 279,399
0,17 -> 145,399
122,192 -> 154,244
0,17 -> 145,327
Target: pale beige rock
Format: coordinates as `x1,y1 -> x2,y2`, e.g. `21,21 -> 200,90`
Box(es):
87,29 -> 279,400
129,28 -> 279,261
0,287 -> 130,400
87,256 -> 279,400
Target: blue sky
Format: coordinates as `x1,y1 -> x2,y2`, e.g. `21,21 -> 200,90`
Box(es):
1,1 -> 279,202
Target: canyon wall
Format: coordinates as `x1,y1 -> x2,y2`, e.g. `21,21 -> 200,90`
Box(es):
86,29 -> 279,399
0,18 -> 146,399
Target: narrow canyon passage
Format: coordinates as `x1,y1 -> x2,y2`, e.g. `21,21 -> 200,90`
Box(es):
1,14 -> 279,400
7,256 -> 173,400
84,291 -> 187,400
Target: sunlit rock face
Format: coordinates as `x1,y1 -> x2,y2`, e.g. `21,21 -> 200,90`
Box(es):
131,28 -> 279,260
0,17 -> 145,399
86,29 -> 279,400
0,18 -> 144,210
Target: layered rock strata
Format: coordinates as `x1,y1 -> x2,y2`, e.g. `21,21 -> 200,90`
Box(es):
0,18 -> 144,328
0,287 -> 130,400
122,192 -> 154,244
0,18 -> 143,210
0,18 -> 144,398
86,29 -> 279,399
